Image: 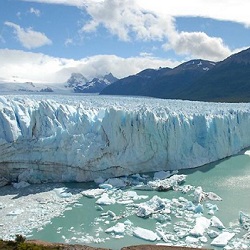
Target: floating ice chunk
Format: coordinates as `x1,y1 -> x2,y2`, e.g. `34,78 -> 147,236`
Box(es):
54,188 -> 72,198
190,216 -> 210,237
199,236 -> 208,243
243,231 -> 250,240
193,186 -> 206,203
178,184 -> 194,194
186,236 -> 199,244
95,205 -> 104,211
7,209 -> 24,216
137,205 -> 154,218
148,174 -> 186,191
105,222 -> 125,234
12,181 -> 30,189
207,229 -> 220,239
156,229 -> 169,242
133,227 -> 159,242
136,195 -> 166,218
211,232 -> 235,247
184,201 -> 196,211
96,193 -> 115,205
206,203 -> 219,211
194,204 -> 204,214
153,213 -> 171,223
99,183 -> 113,190
123,191 -> 138,199
81,188 -> 105,198
239,211 -> 250,231
211,216 -> 225,229
206,192 -> 222,201
244,150 -> 250,156
153,171 -> 171,180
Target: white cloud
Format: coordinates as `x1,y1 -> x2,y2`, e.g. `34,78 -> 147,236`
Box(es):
80,0 -> 233,61
5,21 -> 52,49
81,0 -> 175,42
136,0 -> 250,28
22,0 -> 250,28
163,31 -> 232,61
0,49 -> 180,84
19,0 -> 247,61
29,7 -> 41,17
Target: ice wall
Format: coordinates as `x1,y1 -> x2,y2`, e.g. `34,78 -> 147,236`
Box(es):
0,95 -> 250,183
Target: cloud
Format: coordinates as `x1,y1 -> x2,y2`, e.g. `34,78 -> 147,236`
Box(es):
4,21 -> 52,49
163,31 -> 232,61
136,0 -> 250,28
0,49 -> 180,83
19,0 -> 246,61
22,0 -> 250,28
29,7 -> 41,16
81,0 -> 175,42
80,0 -> 233,60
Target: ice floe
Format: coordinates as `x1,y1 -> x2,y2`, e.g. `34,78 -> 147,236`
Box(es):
211,232 -> 235,247
133,227 -> 159,242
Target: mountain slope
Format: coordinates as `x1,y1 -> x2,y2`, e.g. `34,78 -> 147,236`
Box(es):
100,67 -> 171,96
101,47 -> 250,102
146,60 -> 216,99
100,60 -> 216,98
177,47 -> 250,102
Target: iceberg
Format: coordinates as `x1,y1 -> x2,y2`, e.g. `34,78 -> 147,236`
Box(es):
1,95 -> 250,183
211,232 -> 235,247
190,216 -> 211,237
210,216 -> 225,229
133,227 -> 159,242
105,223 -> 125,234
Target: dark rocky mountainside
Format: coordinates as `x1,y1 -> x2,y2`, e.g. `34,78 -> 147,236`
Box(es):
100,47 -> 250,102
100,60 -> 216,99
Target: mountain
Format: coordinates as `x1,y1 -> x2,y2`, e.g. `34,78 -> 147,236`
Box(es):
66,73 -> 118,93
100,60 -> 216,98
101,47 -> 250,102
65,73 -> 88,89
100,67 -> 171,96
177,47 -> 250,102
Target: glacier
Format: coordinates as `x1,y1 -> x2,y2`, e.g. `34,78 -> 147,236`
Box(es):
1,94 -> 250,183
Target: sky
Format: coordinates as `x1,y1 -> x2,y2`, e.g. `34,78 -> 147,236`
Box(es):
0,0 -> 250,84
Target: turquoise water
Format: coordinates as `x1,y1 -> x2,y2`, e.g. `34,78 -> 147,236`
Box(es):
30,151 -> 250,249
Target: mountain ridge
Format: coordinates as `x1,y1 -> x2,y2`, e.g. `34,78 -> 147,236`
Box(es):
100,47 -> 250,102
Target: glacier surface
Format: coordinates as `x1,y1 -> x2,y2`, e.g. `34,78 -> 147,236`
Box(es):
1,94 -> 250,183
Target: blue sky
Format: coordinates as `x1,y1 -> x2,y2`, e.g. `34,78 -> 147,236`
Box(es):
0,0 -> 250,83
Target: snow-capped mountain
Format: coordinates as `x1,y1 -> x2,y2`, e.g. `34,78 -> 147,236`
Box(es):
65,73 -> 88,89
66,72 -> 118,93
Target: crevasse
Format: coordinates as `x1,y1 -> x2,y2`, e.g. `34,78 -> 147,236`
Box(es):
0,95 -> 250,183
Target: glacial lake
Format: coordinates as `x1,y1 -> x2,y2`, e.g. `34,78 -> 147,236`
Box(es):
25,150 -> 250,250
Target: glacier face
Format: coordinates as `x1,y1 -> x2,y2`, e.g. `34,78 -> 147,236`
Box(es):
0,94 -> 250,183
